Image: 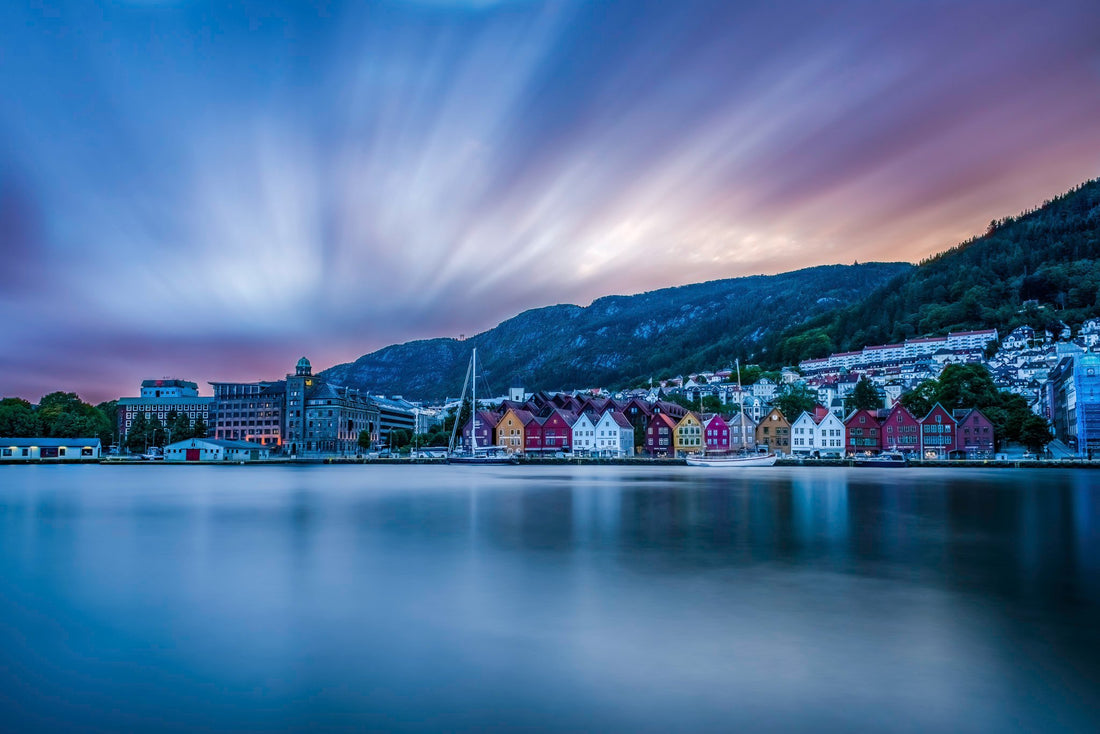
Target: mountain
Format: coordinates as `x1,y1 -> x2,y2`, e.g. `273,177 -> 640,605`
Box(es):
767,178 -> 1100,365
321,262 -> 911,400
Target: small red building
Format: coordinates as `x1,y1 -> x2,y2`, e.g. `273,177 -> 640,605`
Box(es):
646,413 -> 678,456
953,408 -> 994,458
880,403 -> 921,455
541,409 -> 576,453
920,403 -> 958,459
704,414 -> 731,452
845,409 -> 883,455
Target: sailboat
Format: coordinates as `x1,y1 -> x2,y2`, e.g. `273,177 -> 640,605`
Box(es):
686,359 -> 777,468
447,348 -> 517,465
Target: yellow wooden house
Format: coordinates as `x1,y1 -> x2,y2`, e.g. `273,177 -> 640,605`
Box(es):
673,412 -> 704,456
496,408 -> 531,454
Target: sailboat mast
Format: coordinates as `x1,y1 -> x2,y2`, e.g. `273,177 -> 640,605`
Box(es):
471,348 -> 477,453
736,358 -> 745,449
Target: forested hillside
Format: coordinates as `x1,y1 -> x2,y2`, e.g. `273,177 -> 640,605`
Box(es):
767,179 -> 1100,364
322,263 -> 909,399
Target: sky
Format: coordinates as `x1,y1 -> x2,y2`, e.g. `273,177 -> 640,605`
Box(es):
2,0 -> 1099,403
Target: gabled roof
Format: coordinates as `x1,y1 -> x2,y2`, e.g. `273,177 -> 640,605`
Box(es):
2,438 -> 101,447
609,411 -> 633,429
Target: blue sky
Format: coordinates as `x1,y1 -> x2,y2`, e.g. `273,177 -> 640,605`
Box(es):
2,0 -> 1099,401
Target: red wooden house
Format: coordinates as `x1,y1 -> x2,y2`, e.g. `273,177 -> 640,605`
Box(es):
920,403 -> 958,459
541,409 -> 576,453
646,413 -> 678,456
953,408 -> 994,458
845,409 -> 883,455
880,403 -> 921,455
704,414 -> 731,452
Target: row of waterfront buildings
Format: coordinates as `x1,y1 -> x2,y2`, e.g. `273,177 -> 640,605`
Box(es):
646,322 -> 1100,457
457,390 -> 995,460
116,358 -> 421,456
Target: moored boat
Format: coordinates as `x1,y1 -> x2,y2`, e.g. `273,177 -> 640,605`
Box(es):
852,451 -> 908,467
686,453 -> 777,467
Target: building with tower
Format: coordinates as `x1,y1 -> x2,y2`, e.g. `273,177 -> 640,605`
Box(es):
284,357 -> 384,457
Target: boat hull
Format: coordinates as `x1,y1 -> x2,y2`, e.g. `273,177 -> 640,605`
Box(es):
852,459 -> 907,467
685,454 -> 777,467
446,455 -> 518,465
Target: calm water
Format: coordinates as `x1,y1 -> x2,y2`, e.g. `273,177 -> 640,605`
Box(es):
0,465 -> 1098,732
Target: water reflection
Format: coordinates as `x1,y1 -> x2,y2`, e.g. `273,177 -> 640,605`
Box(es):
0,465 -> 1097,732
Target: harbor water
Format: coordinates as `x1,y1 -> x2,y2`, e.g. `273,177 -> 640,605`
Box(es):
0,465 -> 1097,732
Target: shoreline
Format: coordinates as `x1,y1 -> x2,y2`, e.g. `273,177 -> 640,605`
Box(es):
2,457 -> 1096,469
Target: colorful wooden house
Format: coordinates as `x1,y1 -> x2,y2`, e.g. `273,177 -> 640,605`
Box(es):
572,412 -> 599,455
674,412 -> 704,456
645,413 -> 678,456
845,409 -> 882,455
880,403 -> 921,455
755,408 -> 791,454
523,414 -> 546,455
920,403 -> 958,459
728,412 -> 757,452
541,409 -> 576,453
704,414 -> 731,453
462,410 -> 502,451
496,408 -> 532,454
953,408 -> 994,458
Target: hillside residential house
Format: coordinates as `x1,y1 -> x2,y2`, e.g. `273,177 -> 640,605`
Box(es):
755,409 -> 790,454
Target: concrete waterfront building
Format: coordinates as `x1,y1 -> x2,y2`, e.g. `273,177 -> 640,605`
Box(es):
117,379 -> 213,440
1046,352 -> 1100,456
210,380 -> 285,447
1,438 -> 101,461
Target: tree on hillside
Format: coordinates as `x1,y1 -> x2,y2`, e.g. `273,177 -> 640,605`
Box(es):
844,377 -> 882,413
700,394 -> 723,413
900,381 -> 938,418
934,364 -> 999,410
773,383 -> 816,420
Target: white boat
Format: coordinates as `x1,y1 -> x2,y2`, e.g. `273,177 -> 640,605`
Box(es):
447,348 -> 517,465
686,359 -> 776,468
686,453 -> 777,467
